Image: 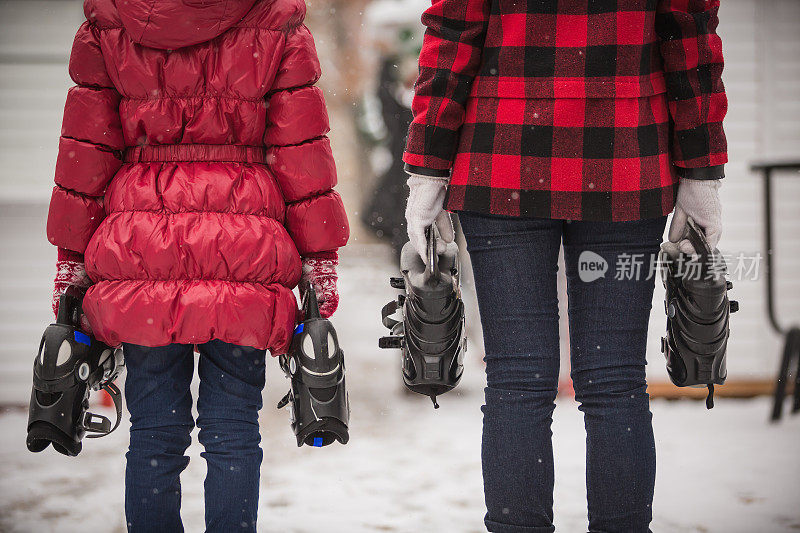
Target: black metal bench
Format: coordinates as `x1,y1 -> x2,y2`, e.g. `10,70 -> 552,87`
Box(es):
750,160 -> 800,421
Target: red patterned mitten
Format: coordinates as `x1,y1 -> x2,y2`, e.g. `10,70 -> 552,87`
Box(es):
53,248 -> 93,330
300,251 -> 339,319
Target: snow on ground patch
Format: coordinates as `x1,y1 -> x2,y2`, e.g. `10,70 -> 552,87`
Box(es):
1,246 -> 798,532
2,399 -> 799,533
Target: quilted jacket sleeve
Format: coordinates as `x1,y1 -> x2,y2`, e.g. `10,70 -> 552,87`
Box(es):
264,24 -> 349,256
402,0 -> 491,177
47,21 -> 124,254
656,0 -> 728,179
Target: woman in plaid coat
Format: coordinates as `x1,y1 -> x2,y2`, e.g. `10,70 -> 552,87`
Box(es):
404,0 -> 726,531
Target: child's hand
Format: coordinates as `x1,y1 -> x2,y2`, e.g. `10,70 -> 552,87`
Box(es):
300,253 -> 339,318
53,248 -> 93,333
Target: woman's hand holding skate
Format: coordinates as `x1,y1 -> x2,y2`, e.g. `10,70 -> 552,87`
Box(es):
405,174 -> 455,262
668,178 -> 723,255
300,252 -> 340,318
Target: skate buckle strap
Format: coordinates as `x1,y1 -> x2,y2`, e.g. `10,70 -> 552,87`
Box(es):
277,392 -> 291,410
380,299 -> 405,349
379,336 -> 403,349
381,299 -> 402,329
73,330 -> 91,346
84,381 -> 123,438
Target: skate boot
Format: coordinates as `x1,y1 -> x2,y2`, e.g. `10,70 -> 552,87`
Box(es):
660,218 -> 739,409
380,226 -> 466,408
27,286 -> 124,456
277,283 -> 349,447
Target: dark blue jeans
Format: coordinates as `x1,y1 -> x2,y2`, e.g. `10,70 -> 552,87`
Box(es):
459,212 -> 666,533
123,340 -> 267,533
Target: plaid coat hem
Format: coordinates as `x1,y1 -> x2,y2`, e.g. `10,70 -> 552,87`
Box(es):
443,92 -> 682,221
446,183 -> 679,221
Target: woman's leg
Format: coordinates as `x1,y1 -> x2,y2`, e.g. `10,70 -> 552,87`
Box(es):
196,340 -> 266,532
563,217 -> 667,533
124,343 -> 195,533
459,211 -> 562,533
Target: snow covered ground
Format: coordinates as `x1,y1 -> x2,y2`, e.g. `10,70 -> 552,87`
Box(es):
0,244 -> 799,533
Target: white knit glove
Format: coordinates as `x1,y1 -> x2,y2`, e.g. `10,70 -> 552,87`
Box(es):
405,174 -> 455,262
668,178 -> 722,254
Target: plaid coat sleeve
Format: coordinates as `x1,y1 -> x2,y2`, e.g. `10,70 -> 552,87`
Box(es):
403,0 -> 491,178
656,0 -> 728,179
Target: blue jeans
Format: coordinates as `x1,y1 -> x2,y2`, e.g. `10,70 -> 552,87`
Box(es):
458,212 -> 666,533
123,340 -> 267,532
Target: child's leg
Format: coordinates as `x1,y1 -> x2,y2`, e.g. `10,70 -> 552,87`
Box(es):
563,217 -> 666,533
459,211 -> 562,533
196,340 -> 266,533
123,343 -> 195,533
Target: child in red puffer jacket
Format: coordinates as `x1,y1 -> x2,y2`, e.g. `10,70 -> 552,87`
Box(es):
48,0 -> 348,529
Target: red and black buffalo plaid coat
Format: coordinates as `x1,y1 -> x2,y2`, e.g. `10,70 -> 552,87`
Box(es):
403,0 -> 728,221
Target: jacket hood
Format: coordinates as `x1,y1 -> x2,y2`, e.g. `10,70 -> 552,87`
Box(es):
116,0 -> 258,50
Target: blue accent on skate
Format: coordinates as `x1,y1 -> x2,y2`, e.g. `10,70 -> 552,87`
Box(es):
294,323 -> 304,336
313,437 -> 323,447
74,331 -> 91,346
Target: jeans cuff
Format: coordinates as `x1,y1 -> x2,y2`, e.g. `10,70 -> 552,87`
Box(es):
485,518 -> 556,533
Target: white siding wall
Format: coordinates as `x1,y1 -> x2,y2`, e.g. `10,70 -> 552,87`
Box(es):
0,1 -> 83,200
0,1 -> 81,403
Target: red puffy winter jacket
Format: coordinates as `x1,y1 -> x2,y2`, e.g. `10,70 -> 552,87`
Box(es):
46,0 -> 349,353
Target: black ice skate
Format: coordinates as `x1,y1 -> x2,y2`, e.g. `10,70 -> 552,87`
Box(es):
277,283 -> 349,447
380,226 -> 466,408
660,218 -> 739,409
27,286 -> 124,456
